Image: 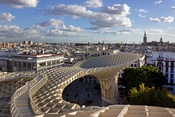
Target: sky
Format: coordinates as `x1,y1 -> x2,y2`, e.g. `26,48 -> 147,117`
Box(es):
0,0 -> 175,43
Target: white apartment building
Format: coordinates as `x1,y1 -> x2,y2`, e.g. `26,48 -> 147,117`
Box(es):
147,51 -> 175,94
131,54 -> 145,67
0,53 -> 64,72
85,48 -> 120,58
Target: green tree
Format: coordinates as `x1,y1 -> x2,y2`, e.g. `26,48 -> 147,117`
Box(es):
128,83 -> 175,108
121,66 -> 166,94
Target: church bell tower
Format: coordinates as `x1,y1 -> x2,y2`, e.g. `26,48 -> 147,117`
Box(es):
143,31 -> 147,46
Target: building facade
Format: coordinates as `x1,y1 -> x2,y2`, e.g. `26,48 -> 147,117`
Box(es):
0,54 -> 64,72
147,51 -> 175,94
85,49 -> 120,58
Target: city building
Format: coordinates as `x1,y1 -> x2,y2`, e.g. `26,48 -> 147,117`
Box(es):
2,42 -> 11,48
28,41 -> 33,45
147,51 -> 175,94
131,54 -> 145,68
23,40 -> 28,45
84,47 -> 120,58
0,53 -> 64,72
145,35 -> 175,52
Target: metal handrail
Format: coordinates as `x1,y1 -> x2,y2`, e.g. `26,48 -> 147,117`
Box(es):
29,74 -> 48,115
10,82 -> 29,117
10,73 -> 38,117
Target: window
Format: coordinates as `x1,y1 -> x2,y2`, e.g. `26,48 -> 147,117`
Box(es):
170,79 -> 174,85
171,61 -> 174,67
171,67 -> 174,73
166,61 -> 169,67
167,87 -> 173,91
171,74 -> 173,79
166,74 -> 168,78
166,67 -> 168,72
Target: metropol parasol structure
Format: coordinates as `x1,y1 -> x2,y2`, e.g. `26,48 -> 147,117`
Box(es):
1,52 -> 175,117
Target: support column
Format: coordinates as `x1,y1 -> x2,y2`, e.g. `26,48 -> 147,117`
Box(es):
51,61 -> 52,69
45,62 -> 47,70
163,62 -> 166,75
100,74 -> 119,106
173,66 -> 175,84
36,63 -> 39,73
168,62 -> 171,83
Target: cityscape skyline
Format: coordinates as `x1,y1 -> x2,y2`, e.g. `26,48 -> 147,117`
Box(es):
0,0 -> 175,43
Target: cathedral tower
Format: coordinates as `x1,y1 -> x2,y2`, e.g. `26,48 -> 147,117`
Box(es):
143,31 -> 147,46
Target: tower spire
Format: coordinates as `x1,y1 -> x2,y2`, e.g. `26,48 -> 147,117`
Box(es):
143,31 -> 147,46
144,31 -> 146,37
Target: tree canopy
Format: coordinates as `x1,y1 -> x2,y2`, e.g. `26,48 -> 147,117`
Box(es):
128,83 -> 175,108
121,66 -> 166,93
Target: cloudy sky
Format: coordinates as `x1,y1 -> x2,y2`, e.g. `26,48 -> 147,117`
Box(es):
0,0 -> 175,43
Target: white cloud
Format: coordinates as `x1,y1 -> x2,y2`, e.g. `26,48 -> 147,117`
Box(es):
93,28 -> 141,35
0,13 -> 15,22
60,25 -> 84,32
160,16 -> 174,22
155,1 -> 162,4
47,4 -> 131,28
83,0 -> 103,8
45,24 -> 85,37
148,29 -> 164,34
46,28 -> 86,37
169,27 -> 174,29
28,19 -> 63,30
47,4 -> 93,17
0,18 -> 87,39
139,14 -> 147,18
148,18 -> 160,22
90,16 -> 131,28
86,27 -> 100,30
167,34 -> 175,37
101,4 -> 130,15
0,0 -> 39,8
0,25 -> 42,40
171,6 -> 175,10
148,16 -> 174,23
138,9 -> 149,13
28,19 -> 86,37
37,19 -> 63,28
